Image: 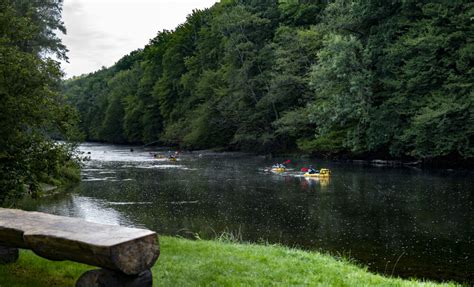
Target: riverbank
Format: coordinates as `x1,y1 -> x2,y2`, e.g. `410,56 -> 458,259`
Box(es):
0,236 -> 462,286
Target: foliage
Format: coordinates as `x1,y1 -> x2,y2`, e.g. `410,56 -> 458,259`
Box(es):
308,33 -> 372,154
0,0 -> 80,202
63,0 -> 473,163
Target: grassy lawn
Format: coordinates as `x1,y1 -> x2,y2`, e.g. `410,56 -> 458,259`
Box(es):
0,236 -> 461,286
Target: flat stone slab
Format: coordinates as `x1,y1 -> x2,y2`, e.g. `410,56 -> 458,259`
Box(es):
0,208 -> 159,275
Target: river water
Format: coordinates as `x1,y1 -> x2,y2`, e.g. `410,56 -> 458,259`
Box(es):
18,143 -> 473,283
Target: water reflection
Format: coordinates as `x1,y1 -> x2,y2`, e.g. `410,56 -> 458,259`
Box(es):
20,143 -> 474,284
301,177 -> 331,189
21,194 -> 134,227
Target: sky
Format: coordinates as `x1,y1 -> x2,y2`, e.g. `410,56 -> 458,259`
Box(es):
60,0 -> 218,78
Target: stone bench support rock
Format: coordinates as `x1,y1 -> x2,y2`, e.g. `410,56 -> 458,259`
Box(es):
0,246 -> 18,264
0,208 -> 159,287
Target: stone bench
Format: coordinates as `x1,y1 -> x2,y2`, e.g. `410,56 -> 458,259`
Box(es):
0,208 -> 159,287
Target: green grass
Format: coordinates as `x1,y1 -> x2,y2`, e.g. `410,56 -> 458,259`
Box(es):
0,236 -> 461,287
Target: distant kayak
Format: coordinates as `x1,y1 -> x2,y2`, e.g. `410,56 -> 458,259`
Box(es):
271,167 -> 286,172
153,154 -> 166,159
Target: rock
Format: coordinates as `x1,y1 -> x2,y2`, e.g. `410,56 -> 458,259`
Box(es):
0,246 -> 18,264
76,269 -> 152,287
0,208 -> 159,275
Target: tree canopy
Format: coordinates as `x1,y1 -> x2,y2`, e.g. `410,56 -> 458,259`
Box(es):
63,0 -> 473,164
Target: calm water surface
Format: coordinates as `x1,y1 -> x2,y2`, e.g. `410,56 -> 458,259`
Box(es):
20,143 -> 473,283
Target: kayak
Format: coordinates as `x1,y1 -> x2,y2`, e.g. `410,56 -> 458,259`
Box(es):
303,168 -> 331,177
304,173 -> 329,177
271,167 -> 286,172
168,157 -> 177,162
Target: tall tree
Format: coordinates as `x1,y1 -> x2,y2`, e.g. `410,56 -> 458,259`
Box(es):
0,0 -> 79,201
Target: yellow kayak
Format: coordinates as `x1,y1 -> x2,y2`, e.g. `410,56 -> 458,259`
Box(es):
304,168 -> 331,177
271,167 -> 286,172
304,173 -> 330,177
168,157 -> 177,162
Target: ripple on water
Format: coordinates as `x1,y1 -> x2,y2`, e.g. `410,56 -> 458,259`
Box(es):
82,176 -> 117,182
107,202 -> 153,205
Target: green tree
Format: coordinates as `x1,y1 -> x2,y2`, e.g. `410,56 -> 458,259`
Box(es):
0,0 -> 80,202
307,34 -> 372,154
268,26 -> 323,151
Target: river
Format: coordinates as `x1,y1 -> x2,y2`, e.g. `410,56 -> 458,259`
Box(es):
18,142 -> 473,283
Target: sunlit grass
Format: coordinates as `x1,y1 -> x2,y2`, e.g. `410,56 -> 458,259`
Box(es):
0,236 -> 462,287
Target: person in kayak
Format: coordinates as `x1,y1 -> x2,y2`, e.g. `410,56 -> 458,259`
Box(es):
273,159 -> 291,169
308,165 -> 319,174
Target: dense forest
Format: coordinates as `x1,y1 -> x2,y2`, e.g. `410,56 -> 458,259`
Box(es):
64,0 -> 473,163
0,0 -> 80,202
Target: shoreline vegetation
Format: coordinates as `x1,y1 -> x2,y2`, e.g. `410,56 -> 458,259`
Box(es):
0,236 -> 463,286
0,156 -> 81,205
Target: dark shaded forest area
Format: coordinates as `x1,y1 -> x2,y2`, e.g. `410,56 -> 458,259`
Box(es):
64,0 -> 473,164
